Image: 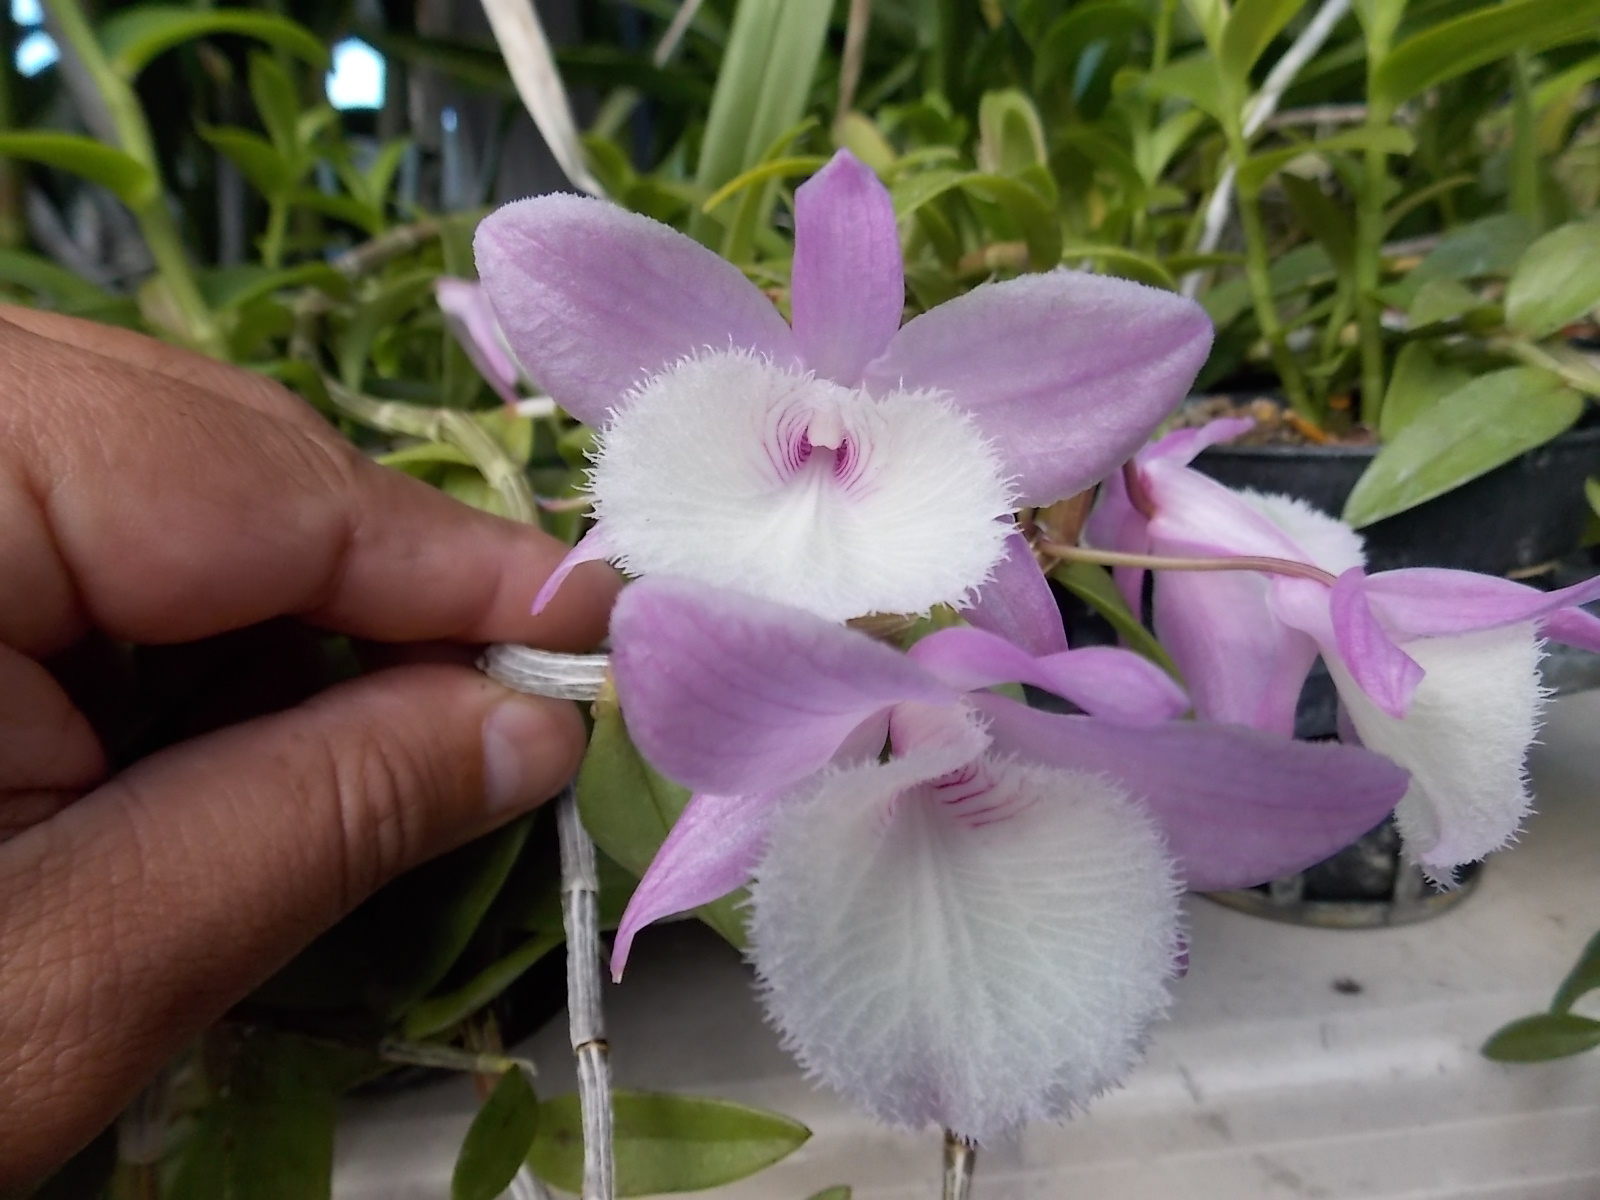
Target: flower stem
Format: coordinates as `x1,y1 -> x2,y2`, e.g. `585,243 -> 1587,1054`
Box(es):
559,788 -> 616,1200
942,1132 -> 976,1200
1233,165 -> 1315,419
1042,541 -> 1338,587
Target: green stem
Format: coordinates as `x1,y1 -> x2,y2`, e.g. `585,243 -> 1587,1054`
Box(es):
1234,166 -> 1314,416
1354,133 -> 1389,428
1152,0 -> 1177,71
262,198 -> 289,269
42,0 -> 223,356
1509,50 -> 1543,233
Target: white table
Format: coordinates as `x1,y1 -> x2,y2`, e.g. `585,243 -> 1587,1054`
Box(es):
336,690 -> 1600,1199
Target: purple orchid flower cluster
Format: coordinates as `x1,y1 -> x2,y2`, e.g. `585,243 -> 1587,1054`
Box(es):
443,150 -> 1600,1145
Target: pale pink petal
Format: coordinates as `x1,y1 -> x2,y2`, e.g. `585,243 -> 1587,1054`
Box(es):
958,528 -> 1068,656
973,694 -> 1409,891
1153,569 -> 1317,736
1358,568 -> 1600,639
1142,415 -> 1255,466
1329,570 -> 1424,719
862,272 -> 1213,506
608,579 -> 954,796
1143,460 -> 1307,560
790,151 -> 904,386
1082,466 -> 1149,611
610,789 -> 775,979
475,195 -> 796,426
911,626 -> 1188,725
437,277 -> 522,405
1544,606 -> 1600,653
532,524 -> 615,615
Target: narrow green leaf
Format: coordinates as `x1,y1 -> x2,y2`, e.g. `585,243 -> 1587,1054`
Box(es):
0,133 -> 156,208
1585,478 -> 1600,547
1505,222 -> 1600,340
702,155 -> 830,212
454,1070 -> 541,1200
227,1033 -> 365,1200
1343,368 -> 1584,526
1220,0 -> 1308,81
377,441 -> 477,471
1552,929 -> 1600,1012
1379,342 -> 1471,440
960,174 -> 1063,271
198,263 -> 346,310
977,90 -> 1048,175
251,53 -> 303,157
1407,279 -> 1479,328
1049,561 -> 1180,677
527,1091 -> 811,1195
1411,213 -> 1534,290
402,931 -> 564,1039
199,125 -> 295,196
1588,477 -> 1600,519
807,1189 -> 852,1200
100,7 -> 327,80
1143,52 -> 1228,122
1280,175 -> 1355,274
0,248 -> 111,306
1374,0 -> 1600,110
338,269 -> 438,389
1483,1012 -> 1600,1061
576,704 -> 748,947
1062,242 -> 1177,289
1237,127 -> 1414,191
1031,4 -> 1146,114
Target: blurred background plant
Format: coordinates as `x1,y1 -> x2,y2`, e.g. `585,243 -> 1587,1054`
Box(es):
6,0 -> 1600,1191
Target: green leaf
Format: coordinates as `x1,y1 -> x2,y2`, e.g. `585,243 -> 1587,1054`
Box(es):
702,155 -> 831,213
1552,928 -> 1600,1012
402,930 -> 564,1039
454,1069 -> 541,1200
977,89 -> 1048,175
198,263 -> 346,310
1482,1012 -> 1600,1062
1379,342 -> 1472,440
1280,174 -> 1354,274
0,248 -> 112,307
1049,560 -> 1180,678
1237,127 -> 1414,192
1505,222 -> 1600,340
1143,52 -> 1228,122
0,133 -> 156,208
960,174 -> 1063,271
1031,4 -> 1146,115
199,125 -> 295,196
1343,367 -> 1584,526
100,7 -> 327,80
251,53 -> 304,157
577,703 -> 748,947
1585,478 -> 1600,547
338,269 -> 438,389
807,1189 -> 853,1200
1373,0 -> 1600,111
1407,278 -> 1479,328
527,1090 -> 811,1195
1221,0 -> 1308,81
377,441 -> 477,472
1062,242 -> 1177,289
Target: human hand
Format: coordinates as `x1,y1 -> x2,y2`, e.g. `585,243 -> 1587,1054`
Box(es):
0,308 -> 617,1187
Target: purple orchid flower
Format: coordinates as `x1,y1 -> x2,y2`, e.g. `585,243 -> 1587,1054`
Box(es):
1089,418 -> 1600,877
474,150 -> 1212,639
436,278 -> 556,417
604,577 -> 1410,1142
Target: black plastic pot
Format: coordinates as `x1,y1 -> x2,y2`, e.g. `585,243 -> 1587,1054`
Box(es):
1192,413 -> 1600,575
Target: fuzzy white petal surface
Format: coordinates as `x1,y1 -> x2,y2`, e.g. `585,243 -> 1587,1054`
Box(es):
1331,623 -> 1545,872
748,751 -> 1182,1143
1236,490 -> 1368,574
588,349 -> 1015,620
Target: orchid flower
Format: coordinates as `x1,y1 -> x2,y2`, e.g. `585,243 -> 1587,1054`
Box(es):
604,578 -> 1410,1142
435,278 -> 555,417
474,151 -> 1212,641
1089,418 -> 1600,877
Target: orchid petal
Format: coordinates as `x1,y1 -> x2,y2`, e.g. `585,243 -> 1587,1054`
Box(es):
1357,568 -> 1600,639
437,278 -> 522,404
531,523 -> 614,615
1329,570 -> 1424,719
911,626 -> 1189,725
1142,415 -> 1255,466
972,694 -> 1410,891
1082,466 -> 1150,611
1329,624 -> 1545,874
608,579 -> 954,796
958,529 -> 1069,656
610,789 -> 776,979
475,195 -> 795,426
790,151 -> 904,386
862,271 -> 1213,507
1543,605 -> 1600,653
590,349 -> 1013,620
1153,568 -> 1317,736
1143,461 -> 1309,560
749,747 -> 1181,1142
1236,491 -> 1367,575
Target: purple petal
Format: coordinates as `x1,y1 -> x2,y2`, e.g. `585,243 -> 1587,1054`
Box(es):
1358,567 -> 1600,639
1544,605 -> 1600,653
609,579 -> 954,796
1329,570 -> 1424,719
790,151 -> 904,386
532,523 -> 614,615
1142,415 -> 1255,467
862,271 -> 1213,507
611,789 -> 776,979
437,278 -> 522,404
476,195 -> 796,427
959,529 -> 1068,656
1082,467 -> 1150,611
973,694 -> 1410,891
1152,568 -> 1317,736
911,626 -> 1188,725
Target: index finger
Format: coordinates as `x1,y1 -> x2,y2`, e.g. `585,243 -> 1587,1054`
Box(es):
0,316 -> 618,658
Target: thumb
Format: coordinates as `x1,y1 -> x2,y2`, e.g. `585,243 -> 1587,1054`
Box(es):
0,663 -> 583,1187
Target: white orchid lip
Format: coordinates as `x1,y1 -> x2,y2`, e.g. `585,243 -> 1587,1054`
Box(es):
587,348 -> 1016,621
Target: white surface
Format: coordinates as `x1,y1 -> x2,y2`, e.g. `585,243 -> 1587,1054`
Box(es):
335,692 -> 1600,1198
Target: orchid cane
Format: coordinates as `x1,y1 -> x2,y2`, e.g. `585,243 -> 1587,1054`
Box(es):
1090,417 -> 1600,879
601,578 -> 1411,1143
474,149 -> 1212,650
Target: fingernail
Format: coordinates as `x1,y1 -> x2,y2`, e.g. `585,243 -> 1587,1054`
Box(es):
482,695 -> 561,814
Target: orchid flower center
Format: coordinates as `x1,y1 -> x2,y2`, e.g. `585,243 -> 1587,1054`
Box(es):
588,348 -> 1016,622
